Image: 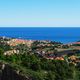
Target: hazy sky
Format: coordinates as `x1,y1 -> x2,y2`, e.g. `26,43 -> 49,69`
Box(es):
0,0 -> 80,27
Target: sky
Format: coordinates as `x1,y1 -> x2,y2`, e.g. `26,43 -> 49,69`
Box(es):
0,0 -> 80,27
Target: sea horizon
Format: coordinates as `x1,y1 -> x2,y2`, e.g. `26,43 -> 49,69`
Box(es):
0,27 -> 80,44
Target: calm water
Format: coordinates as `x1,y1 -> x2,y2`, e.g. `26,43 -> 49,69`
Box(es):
0,27 -> 80,43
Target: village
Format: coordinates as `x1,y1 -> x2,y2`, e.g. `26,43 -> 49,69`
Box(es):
0,36 -> 80,66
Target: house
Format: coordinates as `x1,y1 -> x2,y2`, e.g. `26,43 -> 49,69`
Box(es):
4,50 -> 19,55
7,39 -> 33,47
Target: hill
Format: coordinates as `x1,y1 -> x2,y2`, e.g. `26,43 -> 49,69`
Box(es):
0,36 -> 80,80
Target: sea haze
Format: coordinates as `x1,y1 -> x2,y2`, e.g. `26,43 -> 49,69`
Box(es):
0,27 -> 80,43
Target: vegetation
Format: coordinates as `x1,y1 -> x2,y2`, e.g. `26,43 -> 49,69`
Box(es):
0,48 -> 79,80
0,38 -> 80,80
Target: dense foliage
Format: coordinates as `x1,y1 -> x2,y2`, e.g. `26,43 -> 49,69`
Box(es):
0,40 -> 80,80
0,48 -> 79,80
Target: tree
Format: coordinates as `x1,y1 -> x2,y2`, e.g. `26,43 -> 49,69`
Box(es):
0,48 -> 4,60
46,71 -> 55,80
15,44 -> 30,54
0,48 -> 4,54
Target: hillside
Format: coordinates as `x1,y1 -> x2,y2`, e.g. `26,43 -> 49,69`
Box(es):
0,36 -> 80,80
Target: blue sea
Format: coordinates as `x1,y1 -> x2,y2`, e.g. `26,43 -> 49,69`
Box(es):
0,27 -> 80,43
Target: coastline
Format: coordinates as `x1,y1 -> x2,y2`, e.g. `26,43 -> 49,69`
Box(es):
0,27 -> 80,43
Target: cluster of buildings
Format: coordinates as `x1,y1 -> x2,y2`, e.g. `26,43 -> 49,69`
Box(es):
35,44 -> 80,64
4,50 -> 19,56
1,36 -> 80,65
68,55 -> 80,65
7,39 -> 34,47
45,50 -> 80,65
